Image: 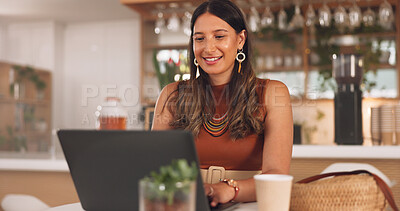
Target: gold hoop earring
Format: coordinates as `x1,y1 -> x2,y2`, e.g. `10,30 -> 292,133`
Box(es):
236,49 -> 246,73
194,58 -> 200,78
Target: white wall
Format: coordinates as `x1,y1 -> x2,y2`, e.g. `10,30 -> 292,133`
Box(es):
3,22 -> 56,70
0,24 -> 6,60
62,19 -> 141,130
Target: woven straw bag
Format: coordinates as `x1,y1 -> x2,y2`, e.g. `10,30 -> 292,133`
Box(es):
290,170 -> 398,211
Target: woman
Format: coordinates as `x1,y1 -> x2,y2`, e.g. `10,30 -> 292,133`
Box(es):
152,0 -> 293,207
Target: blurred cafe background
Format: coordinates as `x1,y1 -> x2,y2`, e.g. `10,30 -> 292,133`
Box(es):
0,0 -> 399,210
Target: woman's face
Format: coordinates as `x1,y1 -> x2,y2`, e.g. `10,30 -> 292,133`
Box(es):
192,13 -> 246,79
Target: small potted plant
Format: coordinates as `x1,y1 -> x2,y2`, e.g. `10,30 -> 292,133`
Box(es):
10,65 -> 47,100
139,159 -> 198,211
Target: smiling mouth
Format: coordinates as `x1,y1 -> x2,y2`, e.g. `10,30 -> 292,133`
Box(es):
204,56 -> 222,62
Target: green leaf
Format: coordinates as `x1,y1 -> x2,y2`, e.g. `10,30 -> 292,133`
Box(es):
141,159 -> 198,205
0,135 -> 5,146
11,65 -> 47,92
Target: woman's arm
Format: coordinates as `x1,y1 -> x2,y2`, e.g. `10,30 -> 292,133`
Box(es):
151,82 -> 179,130
206,80 -> 293,206
261,80 -> 293,175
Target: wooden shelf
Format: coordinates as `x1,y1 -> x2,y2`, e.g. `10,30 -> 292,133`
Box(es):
121,0 -> 203,19
0,61 -> 52,154
369,64 -> 397,69
291,97 -> 400,102
13,130 -> 51,137
143,44 -> 187,50
330,32 -> 397,39
0,98 -> 51,106
143,99 -> 156,106
308,64 -> 397,71
257,66 -> 304,73
309,65 -> 332,70
0,152 -> 53,159
143,71 -> 156,77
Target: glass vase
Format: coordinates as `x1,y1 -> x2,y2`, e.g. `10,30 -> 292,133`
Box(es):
139,179 -> 196,211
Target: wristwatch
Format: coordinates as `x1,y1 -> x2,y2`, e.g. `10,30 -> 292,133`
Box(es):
220,179 -> 239,201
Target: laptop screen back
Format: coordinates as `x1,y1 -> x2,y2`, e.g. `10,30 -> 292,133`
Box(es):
57,130 -> 210,211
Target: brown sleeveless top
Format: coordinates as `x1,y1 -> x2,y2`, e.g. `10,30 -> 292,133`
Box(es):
196,78 -> 269,171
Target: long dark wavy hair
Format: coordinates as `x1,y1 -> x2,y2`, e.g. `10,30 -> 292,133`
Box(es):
166,0 -> 264,140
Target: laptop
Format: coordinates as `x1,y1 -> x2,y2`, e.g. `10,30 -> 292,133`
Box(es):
57,130 -> 239,211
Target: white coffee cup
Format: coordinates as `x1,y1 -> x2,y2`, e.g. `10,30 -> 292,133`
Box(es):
254,174 -> 293,211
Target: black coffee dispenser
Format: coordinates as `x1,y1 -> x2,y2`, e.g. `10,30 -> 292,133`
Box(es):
333,54 -> 363,145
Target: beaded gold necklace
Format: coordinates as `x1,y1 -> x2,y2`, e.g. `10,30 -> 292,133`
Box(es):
203,111 -> 229,137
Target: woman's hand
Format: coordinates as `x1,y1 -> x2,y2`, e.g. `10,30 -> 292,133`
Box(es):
204,182 -> 236,207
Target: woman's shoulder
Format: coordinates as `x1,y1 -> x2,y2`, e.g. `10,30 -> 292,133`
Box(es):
157,80 -> 193,103
155,82 -> 180,109
267,79 -> 289,89
263,80 -> 291,109
255,78 -> 288,91
160,81 -> 179,96
255,77 -> 268,85
255,78 -> 290,105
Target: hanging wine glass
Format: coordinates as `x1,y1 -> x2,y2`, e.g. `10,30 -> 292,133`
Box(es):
289,2 -> 305,30
261,6 -> 275,28
182,11 -> 192,36
278,7 -> 287,30
333,2 -> 349,33
378,0 -> 394,30
167,12 -> 180,32
154,12 -> 165,35
305,4 -> 316,27
362,6 -> 376,27
248,6 -> 261,32
182,2 -> 193,36
154,4 -> 166,35
318,2 -> 331,27
348,2 -> 362,29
